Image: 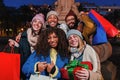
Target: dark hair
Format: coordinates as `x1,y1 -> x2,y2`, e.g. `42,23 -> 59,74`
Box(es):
35,27 -> 69,57
65,10 -> 79,29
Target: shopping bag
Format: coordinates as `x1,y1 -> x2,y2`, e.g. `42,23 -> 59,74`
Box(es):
89,9 -> 118,38
30,74 -> 57,80
0,47 -> 20,80
88,11 -> 108,45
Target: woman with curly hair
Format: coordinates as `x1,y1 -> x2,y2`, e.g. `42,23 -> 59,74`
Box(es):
22,27 -> 69,80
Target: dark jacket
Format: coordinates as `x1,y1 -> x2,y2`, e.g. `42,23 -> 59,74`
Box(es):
19,31 -> 31,67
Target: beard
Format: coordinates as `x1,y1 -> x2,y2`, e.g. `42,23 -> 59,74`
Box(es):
68,22 -> 76,29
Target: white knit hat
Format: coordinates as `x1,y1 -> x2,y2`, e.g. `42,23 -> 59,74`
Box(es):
67,29 -> 83,39
46,11 -> 59,20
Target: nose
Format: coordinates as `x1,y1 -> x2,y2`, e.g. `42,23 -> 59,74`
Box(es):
70,36 -> 74,41
50,37 -> 54,42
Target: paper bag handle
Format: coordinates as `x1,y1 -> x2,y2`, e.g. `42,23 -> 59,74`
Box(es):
3,44 -> 15,53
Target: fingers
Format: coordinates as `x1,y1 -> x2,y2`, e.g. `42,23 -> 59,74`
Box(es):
75,68 -> 89,80
47,61 -> 55,73
38,62 -> 48,72
40,62 -> 48,67
8,39 -> 15,47
47,61 -> 55,68
38,61 -> 56,73
40,62 -> 47,64
51,61 -> 55,65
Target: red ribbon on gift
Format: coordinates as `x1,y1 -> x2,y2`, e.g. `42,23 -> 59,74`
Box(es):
73,61 -> 93,80
60,61 -> 93,80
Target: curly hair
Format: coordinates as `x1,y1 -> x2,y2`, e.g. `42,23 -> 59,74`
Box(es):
35,27 -> 69,57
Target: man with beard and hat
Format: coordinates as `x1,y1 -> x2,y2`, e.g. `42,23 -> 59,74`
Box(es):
65,9 -> 116,80
65,10 -> 79,29
65,10 -> 96,44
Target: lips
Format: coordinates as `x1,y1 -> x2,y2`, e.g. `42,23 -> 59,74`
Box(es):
50,42 -> 57,48
50,21 -> 56,24
33,25 -> 41,30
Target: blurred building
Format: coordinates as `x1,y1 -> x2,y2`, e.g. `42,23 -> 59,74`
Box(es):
81,2 -> 120,15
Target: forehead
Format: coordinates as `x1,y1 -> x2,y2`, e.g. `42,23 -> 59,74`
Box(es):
66,15 -> 75,19
69,34 -> 78,38
48,32 -> 57,36
32,19 -> 42,22
48,14 -> 58,19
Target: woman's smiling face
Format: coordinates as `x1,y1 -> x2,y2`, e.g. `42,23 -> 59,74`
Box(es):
32,19 -> 43,31
68,34 -> 79,48
48,32 -> 58,48
47,14 -> 58,27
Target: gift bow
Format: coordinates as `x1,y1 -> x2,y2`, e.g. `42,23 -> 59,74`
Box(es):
66,60 -> 89,69
66,60 -> 93,80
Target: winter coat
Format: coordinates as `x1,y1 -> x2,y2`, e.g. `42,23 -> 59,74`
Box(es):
19,30 -> 31,67
71,44 -> 104,80
22,51 -> 68,79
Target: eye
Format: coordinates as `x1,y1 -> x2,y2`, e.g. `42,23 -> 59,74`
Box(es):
53,35 -> 58,38
48,36 -> 51,40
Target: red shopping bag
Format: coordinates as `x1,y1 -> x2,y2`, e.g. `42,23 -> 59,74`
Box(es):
60,68 -> 69,80
89,9 -> 119,38
0,47 -> 20,80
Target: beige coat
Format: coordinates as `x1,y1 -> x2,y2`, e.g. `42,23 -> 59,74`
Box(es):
81,44 -> 104,80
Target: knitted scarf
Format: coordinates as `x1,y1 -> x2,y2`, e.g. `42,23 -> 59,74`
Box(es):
27,28 -> 39,52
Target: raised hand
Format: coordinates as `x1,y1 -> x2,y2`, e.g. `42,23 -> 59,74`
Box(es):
47,61 -> 55,73
75,68 -> 89,80
37,62 -> 47,72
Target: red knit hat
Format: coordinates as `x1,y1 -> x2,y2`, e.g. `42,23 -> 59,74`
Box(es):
65,10 -> 77,21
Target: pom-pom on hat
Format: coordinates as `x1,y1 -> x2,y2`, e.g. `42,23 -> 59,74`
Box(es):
32,13 -> 45,25
46,11 -> 59,20
67,29 -> 83,39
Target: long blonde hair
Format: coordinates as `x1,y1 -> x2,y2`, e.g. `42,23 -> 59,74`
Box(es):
68,35 -> 85,52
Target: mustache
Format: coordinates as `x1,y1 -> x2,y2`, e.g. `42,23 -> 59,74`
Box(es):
68,22 -> 75,25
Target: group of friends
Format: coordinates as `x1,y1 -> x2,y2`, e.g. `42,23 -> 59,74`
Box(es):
9,10 -> 104,80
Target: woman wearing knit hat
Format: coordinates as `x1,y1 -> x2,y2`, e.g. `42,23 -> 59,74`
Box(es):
9,13 -> 45,79
65,10 -> 96,45
66,29 -> 103,80
46,10 -> 60,28
46,10 -> 69,35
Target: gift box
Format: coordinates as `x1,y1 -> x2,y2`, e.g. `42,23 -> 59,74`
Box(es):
60,60 -> 93,80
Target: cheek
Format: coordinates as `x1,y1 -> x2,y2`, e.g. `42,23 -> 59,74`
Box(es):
66,21 -> 70,24
69,39 -> 79,46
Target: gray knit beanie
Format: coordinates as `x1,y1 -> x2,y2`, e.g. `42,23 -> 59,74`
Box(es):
67,29 -> 83,39
46,11 -> 59,20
